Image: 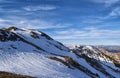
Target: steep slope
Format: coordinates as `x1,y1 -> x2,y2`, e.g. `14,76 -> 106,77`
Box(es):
71,45 -> 120,78
0,27 -> 120,78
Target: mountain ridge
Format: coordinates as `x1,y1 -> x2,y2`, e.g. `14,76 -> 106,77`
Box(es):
0,27 -> 120,78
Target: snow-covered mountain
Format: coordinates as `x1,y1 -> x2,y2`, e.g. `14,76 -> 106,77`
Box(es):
0,27 -> 120,78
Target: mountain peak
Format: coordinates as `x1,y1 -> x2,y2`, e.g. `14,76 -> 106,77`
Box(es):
5,26 -> 18,31
0,27 -> 19,41
0,26 -> 69,52
0,26 -> 54,42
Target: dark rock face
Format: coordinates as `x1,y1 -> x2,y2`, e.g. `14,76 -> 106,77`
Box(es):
0,30 -> 19,41
39,31 -> 53,40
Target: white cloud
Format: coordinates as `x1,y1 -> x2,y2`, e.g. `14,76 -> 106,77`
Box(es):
109,7 -> 120,17
91,0 -> 119,6
0,18 -> 69,29
53,27 -> 120,40
82,19 -> 103,24
95,7 -> 120,20
23,5 -> 57,11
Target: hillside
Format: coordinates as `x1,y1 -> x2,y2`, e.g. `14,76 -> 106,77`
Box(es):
0,27 -> 120,78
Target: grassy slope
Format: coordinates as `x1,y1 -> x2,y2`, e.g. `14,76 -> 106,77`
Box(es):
0,71 -> 35,78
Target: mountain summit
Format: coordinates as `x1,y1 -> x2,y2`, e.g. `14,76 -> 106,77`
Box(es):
0,27 -> 120,78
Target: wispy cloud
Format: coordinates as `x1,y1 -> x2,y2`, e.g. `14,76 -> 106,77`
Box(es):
53,27 -> 120,40
81,19 -> 103,24
109,7 -> 120,17
0,17 -> 70,29
23,5 -> 57,11
96,7 -> 120,20
91,0 -> 119,7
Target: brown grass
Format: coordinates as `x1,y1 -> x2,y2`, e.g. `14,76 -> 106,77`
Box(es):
49,56 -> 70,67
49,56 -> 99,78
102,52 -> 120,67
0,71 -> 35,78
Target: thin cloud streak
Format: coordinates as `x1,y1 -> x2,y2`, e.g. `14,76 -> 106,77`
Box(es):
109,7 -> 120,17
91,0 -> 119,7
53,27 -> 120,40
0,18 -> 69,29
23,5 -> 57,11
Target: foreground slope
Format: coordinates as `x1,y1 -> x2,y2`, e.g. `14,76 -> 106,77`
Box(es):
0,27 -> 120,78
0,71 -> 34,78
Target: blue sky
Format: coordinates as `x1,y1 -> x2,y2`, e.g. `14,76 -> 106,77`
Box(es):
0,0 -> 120,45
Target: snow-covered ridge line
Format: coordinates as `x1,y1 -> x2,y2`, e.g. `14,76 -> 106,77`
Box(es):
0,27 -> 120,78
